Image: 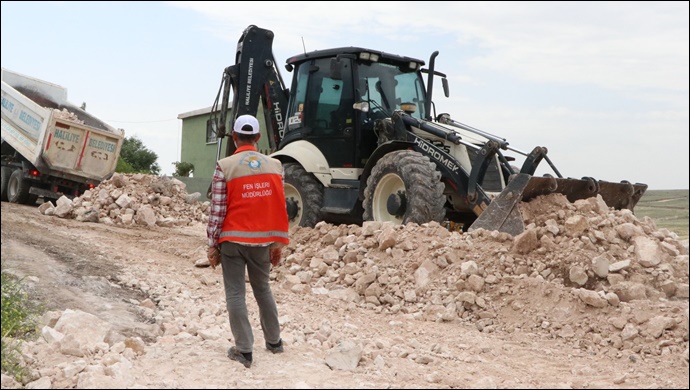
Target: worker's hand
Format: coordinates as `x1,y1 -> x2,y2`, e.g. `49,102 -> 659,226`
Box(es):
208,247 -> 220,270
270,248 -> 282,267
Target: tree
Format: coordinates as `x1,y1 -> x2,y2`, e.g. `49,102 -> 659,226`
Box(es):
117,135 -> 161,175
115,157 -> 136,174
172,161 -> 194,177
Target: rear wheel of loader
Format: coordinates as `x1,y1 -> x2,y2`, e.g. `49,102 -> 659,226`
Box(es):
283,162 -> 323,229
363,150 -> 445,225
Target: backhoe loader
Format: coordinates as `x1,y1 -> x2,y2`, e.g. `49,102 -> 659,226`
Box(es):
208,25 -> 647,235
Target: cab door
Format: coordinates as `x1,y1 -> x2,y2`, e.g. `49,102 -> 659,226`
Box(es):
293,57 -> 357,169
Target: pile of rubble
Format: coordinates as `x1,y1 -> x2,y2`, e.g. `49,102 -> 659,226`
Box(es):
52,108 -> 85,124
38,173 -> 209,227
277,193 -> 689,359
8,188 -> 686,388
33,173 -> 690,362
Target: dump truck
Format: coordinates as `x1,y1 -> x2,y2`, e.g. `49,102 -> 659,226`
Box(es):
207,25 -> 647,235
1,68 -> 125,205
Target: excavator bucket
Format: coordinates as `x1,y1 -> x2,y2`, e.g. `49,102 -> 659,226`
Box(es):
468,174 -> 648,236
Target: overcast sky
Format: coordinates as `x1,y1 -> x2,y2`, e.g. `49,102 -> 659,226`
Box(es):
2,1 -> 688,190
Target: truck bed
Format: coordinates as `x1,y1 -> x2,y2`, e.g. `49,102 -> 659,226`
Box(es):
1,68 -> 124,184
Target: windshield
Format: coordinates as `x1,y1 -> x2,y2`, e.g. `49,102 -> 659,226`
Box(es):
357,61 -> 426,120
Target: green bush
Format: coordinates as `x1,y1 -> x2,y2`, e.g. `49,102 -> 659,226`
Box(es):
118,136 -> 161,175
1,269 -> 42,381
172,161 -> 194,177
115,157 -> 137,174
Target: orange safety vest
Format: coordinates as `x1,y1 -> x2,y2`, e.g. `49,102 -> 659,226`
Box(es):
218,145 -> 289,246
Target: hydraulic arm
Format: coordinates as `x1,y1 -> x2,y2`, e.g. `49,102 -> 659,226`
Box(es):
211,25 -> 289,160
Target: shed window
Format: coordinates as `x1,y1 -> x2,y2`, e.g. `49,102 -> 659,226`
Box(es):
206,119 -> 217,143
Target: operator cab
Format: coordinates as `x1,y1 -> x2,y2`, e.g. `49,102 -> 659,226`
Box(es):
281,48 -> 428,169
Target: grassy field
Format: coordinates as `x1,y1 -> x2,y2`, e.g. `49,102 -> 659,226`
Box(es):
634,189 -> 689,240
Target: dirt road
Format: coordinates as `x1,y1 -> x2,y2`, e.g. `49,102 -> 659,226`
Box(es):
1,198 -> 688,389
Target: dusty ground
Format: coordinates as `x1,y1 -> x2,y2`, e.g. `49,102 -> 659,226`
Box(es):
1,178 -> 688,389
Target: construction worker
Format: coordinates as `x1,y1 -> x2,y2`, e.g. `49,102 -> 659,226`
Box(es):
206,114 -> 289,368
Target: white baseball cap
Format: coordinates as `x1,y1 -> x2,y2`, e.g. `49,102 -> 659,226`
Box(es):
233,114 -> 260,135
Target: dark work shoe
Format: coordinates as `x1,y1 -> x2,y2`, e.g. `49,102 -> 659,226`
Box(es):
227,347 -> 252,368
266,339 -> 284,354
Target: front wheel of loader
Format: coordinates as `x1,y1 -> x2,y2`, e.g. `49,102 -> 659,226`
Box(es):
363,150 -> 445,225
283,162 -> 323,229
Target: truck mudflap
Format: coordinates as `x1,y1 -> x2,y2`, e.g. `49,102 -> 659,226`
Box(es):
468,174 -> 648,235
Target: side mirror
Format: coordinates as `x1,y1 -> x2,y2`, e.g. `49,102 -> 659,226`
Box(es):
330,58 -> 342,80
330,53 -> 356,80
442,78 -> 449,98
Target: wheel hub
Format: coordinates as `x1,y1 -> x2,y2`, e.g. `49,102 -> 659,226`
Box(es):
386,191 -> 406,217
286,197 -> 299,221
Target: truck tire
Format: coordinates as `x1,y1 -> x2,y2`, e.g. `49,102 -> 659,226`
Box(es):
283,162 -> 323,229
26,193 -> 39,205
1,167 -> 12,202
7,169 -> 33,204
363,150 -> 446,225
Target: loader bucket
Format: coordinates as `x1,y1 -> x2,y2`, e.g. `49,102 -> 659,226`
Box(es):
468,174 -> 647,236
596,180 -> 647,210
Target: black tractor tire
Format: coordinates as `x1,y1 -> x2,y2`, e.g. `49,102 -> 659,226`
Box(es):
363,150 -> 446,225
283,162 -> 323,229
1,167 -> 12,202
7,169 -> 32,204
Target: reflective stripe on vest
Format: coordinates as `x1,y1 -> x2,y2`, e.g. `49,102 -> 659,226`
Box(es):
220,230 -> 289,240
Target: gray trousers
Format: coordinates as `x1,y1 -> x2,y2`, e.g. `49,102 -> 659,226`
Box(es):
219,241 -> 281,353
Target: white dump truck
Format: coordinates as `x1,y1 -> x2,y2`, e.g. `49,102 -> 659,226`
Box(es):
1,68 -> 125,204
